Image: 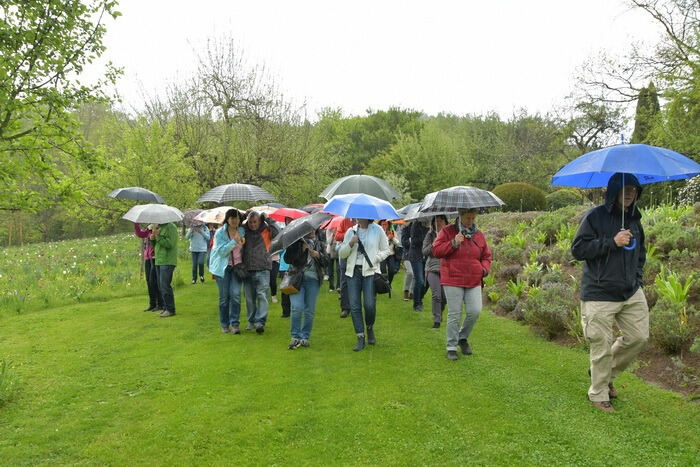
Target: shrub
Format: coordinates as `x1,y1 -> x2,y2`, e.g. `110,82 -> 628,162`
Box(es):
521,261 -> 544,286
496,243 -> 525,265
530,205 -> 587,244
678,175 -> 700,204
521,283 -> 576,339
546,189 -> 584,210
493,182 -> 547,212
541,267 -> 564,286
497,264 -> 522,282
497,294 -> 518,313
650,297 -> 695,354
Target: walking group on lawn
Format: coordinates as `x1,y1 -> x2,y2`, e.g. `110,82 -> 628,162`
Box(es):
118,143 -> 700,413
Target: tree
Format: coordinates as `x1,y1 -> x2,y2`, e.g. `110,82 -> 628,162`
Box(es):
561,101 -> 627,152
631,81 -> 661,143
0,0 -> 121,212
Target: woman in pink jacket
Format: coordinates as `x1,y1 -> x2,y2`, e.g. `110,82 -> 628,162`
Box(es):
432,208 -> 491,360
134,223 -> 162,311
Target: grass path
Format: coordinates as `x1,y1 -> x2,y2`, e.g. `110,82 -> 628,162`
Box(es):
1,274 -> 698,465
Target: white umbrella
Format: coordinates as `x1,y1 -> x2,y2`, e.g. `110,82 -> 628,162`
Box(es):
122,204 -> 183,224
196,183 -> 276,204
194,206 -> 236,224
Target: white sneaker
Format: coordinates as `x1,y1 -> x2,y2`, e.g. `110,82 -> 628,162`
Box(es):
323,274 -> 329,280
271,296 -> 278,303
245,323 -> 255,331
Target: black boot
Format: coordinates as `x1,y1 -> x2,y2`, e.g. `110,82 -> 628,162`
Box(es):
353,336 -> 365,352
367,327 -> 376,345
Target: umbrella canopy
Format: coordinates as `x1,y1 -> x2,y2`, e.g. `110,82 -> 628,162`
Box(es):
418,186 -> 505,212
397,202 -> 421,217
182,209 -> 204,226
552,144 -> 700,188
299,203 -> 325,213
269,212 -> 333,253
323,193 -> 401,220
193,206 -> 236,224
269,207 -> 309,222
321,215 -> 350,230
196,183 -> 276,204
122,204 -> 183,224
109,187 -> 165,203
249,205 -> 278,215
319,174 -> 400,201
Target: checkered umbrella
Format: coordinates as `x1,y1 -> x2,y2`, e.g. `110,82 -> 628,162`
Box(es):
418,186 -> 505,212
319,174 -> 400,201
182,209 -> 204,226
196,183 -> 276,204
109,186 -> 165,203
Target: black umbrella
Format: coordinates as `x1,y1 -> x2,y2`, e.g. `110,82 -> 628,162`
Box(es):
196,183 -> 276,204
109,187 -> 165,203
269,212 -> 332,253
182,209 -> 204,226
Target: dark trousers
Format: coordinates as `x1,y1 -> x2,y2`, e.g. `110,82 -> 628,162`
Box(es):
191,251 -> 205,281
328,257 -> 337,290
380,255 -> 398,285
410,259 -> 427,308
145,258 -> 162,308
338,258 -> 350,312
270,261 -> 280,296
158,265 -> 176,314
282,291 -> 291,317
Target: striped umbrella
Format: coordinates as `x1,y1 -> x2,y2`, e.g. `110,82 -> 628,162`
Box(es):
196,183 -> 276,204
418,186 -> 505,212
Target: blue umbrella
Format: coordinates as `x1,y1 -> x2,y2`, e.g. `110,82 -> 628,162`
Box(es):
552,143 -> 700,250
552,144 -> 700,188
322,193 -> 401,220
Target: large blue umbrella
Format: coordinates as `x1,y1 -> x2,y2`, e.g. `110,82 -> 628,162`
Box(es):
552,144 -> 700,188
322,193 -> 401,220
552,143 -> 700,250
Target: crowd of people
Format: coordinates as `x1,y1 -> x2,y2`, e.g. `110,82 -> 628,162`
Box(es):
133,174 -> 649,412
132,207 -> 491,356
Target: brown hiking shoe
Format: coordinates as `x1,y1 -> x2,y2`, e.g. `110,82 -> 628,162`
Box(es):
591,400 -> 615,413
608,382 -> 618,399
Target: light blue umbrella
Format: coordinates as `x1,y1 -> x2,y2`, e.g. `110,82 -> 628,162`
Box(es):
322,193 -> 401,220
551,144 -> 700,188
552,143 -> 700,250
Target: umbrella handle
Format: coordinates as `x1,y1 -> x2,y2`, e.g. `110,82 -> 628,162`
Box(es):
623,238 -> 636,251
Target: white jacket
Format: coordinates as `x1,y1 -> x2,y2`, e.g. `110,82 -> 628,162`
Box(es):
339,223 -> 391,277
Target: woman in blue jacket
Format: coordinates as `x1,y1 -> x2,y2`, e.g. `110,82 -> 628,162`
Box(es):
209,209 -> 246,334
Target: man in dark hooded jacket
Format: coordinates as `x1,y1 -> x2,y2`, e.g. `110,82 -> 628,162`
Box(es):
242,211 -> 279,333
571,172 -> 649,413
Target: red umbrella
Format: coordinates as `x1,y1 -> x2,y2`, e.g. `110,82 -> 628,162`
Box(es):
269,207 -> 309,222
322,215 -> 348,230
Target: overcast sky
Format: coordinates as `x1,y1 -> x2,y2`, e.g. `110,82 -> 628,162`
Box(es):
90,0 -> 662,119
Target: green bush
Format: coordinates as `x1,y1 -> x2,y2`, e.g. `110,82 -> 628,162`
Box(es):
650,297 -> 695,354
521,283 -> 576,339
530,205 -> 587,244
497,294 -> 518,313
546,189 -> 584,210
495,243 -> 525,265
496,264 -> 522,282
493,182 -> 547,212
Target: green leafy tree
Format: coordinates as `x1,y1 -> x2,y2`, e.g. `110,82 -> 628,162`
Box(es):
0,0 -> 121,212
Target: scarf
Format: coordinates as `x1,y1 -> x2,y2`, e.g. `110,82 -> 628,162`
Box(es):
457,218 -> 478,238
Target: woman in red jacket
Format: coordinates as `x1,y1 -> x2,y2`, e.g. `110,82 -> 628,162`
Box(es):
432,208 -> 492,360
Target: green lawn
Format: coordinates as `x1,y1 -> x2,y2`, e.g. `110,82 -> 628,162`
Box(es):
1,273 -> 698,465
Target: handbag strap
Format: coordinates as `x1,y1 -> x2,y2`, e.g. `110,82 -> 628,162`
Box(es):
354,230 -> 374,268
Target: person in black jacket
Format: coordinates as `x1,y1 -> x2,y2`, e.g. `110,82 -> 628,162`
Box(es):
571,172 -> 649,413
283,230 -> 329,349
407,220 -> 429,312
242,211 -> 279,334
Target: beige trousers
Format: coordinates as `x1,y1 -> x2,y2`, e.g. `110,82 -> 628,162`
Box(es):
581,288 -> 649,402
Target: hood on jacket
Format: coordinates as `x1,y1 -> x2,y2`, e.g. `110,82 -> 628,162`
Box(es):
605,172 -> 643,214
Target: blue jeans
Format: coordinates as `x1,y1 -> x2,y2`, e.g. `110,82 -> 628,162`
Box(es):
244,270 -> 270,326
158,265 -> 176,314
290,275 -> 321,339
347,265 -> 376,335
191,251 -> 206,281
410,259 -> 426,309
215,266 -> 242,329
